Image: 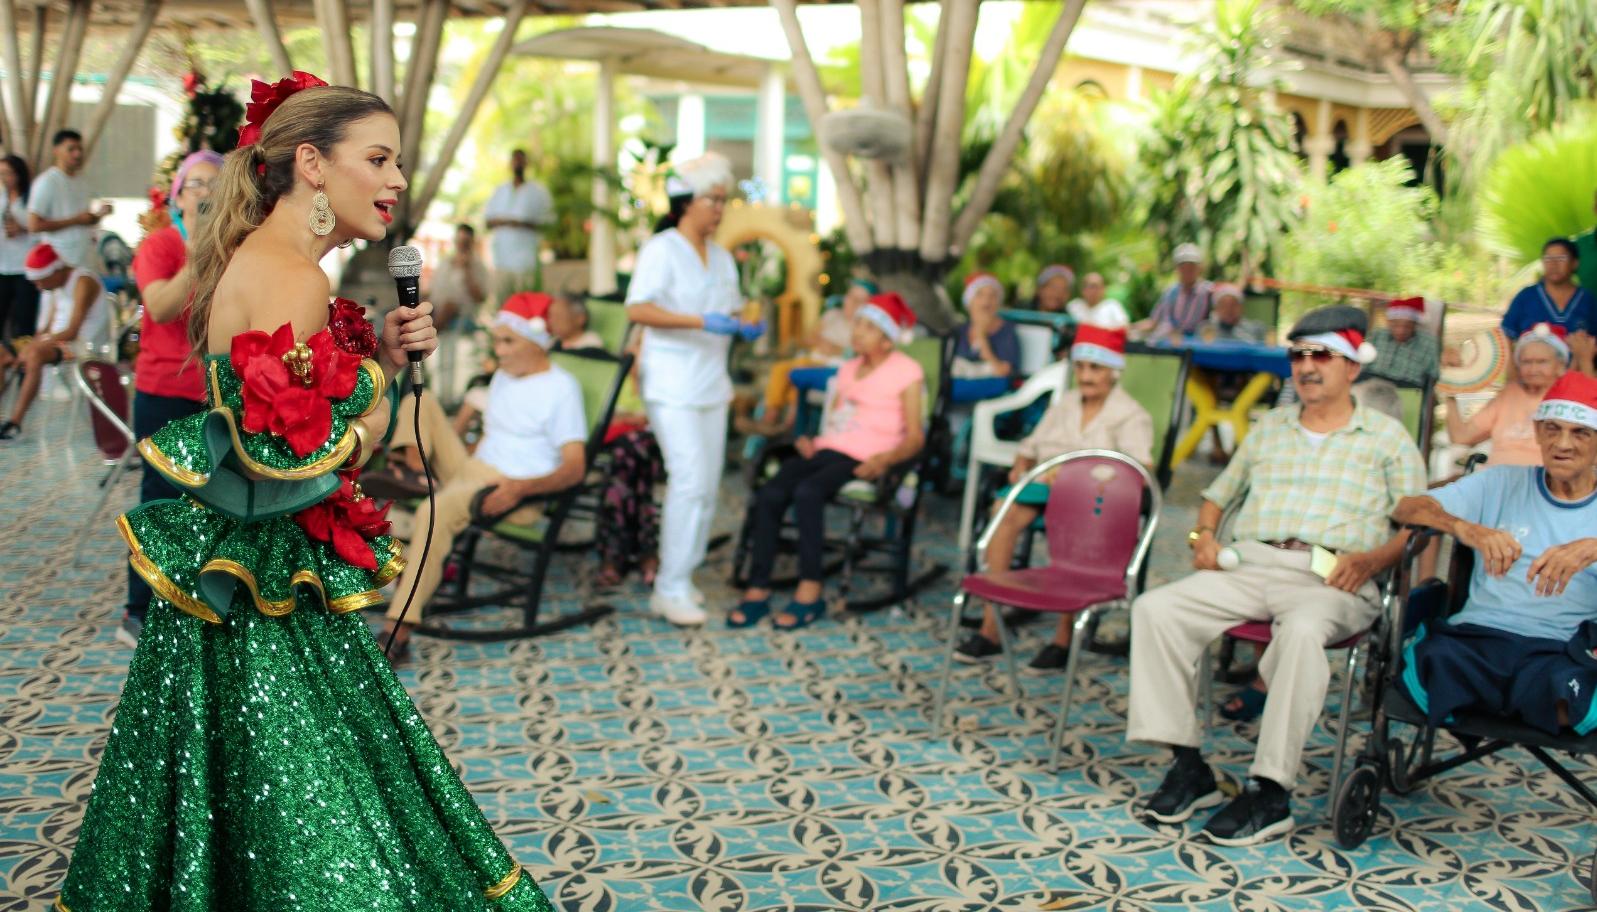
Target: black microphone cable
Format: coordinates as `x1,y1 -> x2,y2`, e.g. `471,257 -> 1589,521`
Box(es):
382,368 -> 435,657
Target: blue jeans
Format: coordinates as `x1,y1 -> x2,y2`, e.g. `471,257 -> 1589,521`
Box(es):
125,391 -> 206,621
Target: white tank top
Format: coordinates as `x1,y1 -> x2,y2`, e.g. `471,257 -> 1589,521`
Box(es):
39,267 -> 106,342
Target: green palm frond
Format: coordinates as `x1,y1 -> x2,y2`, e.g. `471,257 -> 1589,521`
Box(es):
1477,113 -> 1597,265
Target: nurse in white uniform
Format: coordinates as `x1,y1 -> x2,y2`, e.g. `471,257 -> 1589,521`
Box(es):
626,153 -> 762,625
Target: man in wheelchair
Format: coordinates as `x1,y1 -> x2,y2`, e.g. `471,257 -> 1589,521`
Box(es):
1126,306 -> 1427,846
1392,370 -> 1597,737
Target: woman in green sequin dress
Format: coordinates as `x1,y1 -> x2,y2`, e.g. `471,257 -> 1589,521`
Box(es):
53,77 -> 554,912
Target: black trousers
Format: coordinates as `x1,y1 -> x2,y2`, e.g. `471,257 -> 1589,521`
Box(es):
0,272 -> 39,342
125,391 -> 206,620
747,448 -> 860,588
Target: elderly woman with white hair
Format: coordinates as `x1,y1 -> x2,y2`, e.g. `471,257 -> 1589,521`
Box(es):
955,324 -> 1154,671
625,153 -> 763,626
1446,322 -> 1571,467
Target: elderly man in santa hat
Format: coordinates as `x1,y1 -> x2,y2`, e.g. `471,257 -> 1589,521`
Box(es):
0,242 -> 105,439
382,291 -> 587,660
1351,296 -> 1441,421
1393,370 -> 1597,736
1126,305 -> 1426,846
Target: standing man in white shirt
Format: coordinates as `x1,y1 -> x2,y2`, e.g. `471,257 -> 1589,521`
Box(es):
482,148 -> 552,299
27,129 -> 109,269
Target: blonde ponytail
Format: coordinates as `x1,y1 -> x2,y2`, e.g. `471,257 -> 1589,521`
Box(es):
186,84 -> 393,354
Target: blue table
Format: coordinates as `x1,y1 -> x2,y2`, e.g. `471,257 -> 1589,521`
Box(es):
1151,338 -> 1290,466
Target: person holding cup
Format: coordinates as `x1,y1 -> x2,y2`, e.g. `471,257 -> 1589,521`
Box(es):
27,129 -> 110,269
626,152 -> 763,626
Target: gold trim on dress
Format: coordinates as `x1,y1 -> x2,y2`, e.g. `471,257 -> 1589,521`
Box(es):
485,866 -> 523,901
357,358 -> 387,419
119,515 -> 222,624
138,435 -> 210,488
208,360 -> 358,481
53,897 -> 70,912
373,542 -> 405,588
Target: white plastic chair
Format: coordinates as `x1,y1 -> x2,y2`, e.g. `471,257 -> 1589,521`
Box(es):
1013,323 -> 1057,376
955,359 -> 1070,556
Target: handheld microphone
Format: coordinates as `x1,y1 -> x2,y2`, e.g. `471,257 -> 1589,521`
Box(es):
387,245 -> 425,393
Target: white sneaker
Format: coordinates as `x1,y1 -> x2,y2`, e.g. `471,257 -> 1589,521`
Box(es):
650,592 -> 708,626
687,585 -> 706,606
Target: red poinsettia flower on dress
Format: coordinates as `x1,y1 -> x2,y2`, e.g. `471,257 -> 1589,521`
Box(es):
237,70 -> 329,148
231,321 -> 362,457
295,470 -> 392,571
328,297 -> 378,358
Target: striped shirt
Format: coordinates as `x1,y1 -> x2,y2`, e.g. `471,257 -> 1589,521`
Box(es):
1205,402 -> 1426,553
1149,280 -> 1214,335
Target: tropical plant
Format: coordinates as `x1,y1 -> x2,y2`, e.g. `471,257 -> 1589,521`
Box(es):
1140,0 -> 1303,278
1477,113 -> 1597,265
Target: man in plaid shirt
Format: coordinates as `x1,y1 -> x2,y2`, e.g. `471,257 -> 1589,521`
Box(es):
1126,305 -> 1426,847
1353,296 -> 1440,419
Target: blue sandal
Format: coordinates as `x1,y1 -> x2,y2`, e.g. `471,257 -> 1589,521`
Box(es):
726,598 -> 772,629
772,599 -> 826,630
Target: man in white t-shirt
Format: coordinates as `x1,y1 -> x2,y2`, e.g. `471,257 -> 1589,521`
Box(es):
383,291 -> 587,659
27,129 -> 109,268
0,242 -> 104,439
482,149 -> 552,299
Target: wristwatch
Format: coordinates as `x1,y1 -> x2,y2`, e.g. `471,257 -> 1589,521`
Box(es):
1187,527 -> 1215,545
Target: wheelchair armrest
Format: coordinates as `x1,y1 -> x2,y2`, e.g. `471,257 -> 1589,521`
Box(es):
468,482 -> 567,526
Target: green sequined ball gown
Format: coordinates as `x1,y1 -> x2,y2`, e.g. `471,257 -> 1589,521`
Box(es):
55,311 -> 553,912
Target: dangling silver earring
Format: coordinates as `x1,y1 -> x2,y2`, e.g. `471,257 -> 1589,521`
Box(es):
309,186 -> 336,237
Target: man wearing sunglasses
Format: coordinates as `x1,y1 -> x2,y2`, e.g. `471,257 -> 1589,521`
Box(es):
1126,305 -> 1426,846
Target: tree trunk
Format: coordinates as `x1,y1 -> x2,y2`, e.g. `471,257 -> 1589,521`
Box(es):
950,0 -> 1086,255
242,0 -> 294,78
85,0 -> 162,161
769,0 -> 875,256
857,0 -> 898,251
917,0 -> 978,265
0,0 -> 30,155
880,0 -> 921,254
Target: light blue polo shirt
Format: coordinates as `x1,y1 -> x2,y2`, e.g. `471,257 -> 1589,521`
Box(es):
1434,466 -> 1597,642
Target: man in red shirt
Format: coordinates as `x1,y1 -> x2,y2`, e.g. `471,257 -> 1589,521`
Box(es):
120,151 -> 220,646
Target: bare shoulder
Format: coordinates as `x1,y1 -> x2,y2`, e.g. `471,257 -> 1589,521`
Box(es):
209,240 -> 331,348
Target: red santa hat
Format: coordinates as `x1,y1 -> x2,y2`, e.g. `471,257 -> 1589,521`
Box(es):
1515,322 -> 1571,365
856,291 -> 916,344
24,243 -> 69,281
962,272 -> 1004,308
1386,297 -> 1425,322
495,292 -> 553,347
1070,323 -> 1128,370
1535,371 -> 1597,430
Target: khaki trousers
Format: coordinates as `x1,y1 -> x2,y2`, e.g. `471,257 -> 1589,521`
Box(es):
1125,540 -> 1379,787
386,393 -> 541,621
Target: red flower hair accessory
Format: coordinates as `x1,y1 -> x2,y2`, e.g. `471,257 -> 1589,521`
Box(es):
237,70 -> 328,149
231,321 -> 362,457
328,298 -> 378,358
294,469 -> 393,571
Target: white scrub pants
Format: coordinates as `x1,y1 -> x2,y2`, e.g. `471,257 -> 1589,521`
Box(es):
646,400 -> 729,598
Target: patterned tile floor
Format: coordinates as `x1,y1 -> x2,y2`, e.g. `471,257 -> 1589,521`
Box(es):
3,396 -> 1597,911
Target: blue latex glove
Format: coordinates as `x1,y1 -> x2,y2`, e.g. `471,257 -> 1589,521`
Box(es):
737,321 -> 767,342
702,312 -> 740,336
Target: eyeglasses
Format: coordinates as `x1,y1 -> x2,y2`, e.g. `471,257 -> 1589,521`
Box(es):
699,195 -> 729,208
1543,254 -> 1572,263
1287,346 -> 1336,363
181,178 -> 212,193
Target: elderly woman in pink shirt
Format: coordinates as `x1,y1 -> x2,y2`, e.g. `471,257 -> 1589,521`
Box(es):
1445,323 -> 1568,467
732,293 -> 925,630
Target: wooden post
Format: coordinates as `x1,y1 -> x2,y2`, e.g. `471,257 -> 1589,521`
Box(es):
314,0 -> 358,88
857,0 -> 897,251
372,0 -> 396,104
880,0 -> 919,252
0,0 -> 30,155
917,0 -> 976,264
25,4 -> 45,136
770,0 -> 874,257
34,0 -> 90,170
243,0 -> 294,77
589,57 -> 617,296
399,0 -> 446,166
409,0 -> 529,221
85,0 -> 162,160
950,0 -> 1086,255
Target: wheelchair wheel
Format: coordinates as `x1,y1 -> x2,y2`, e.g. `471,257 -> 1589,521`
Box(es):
1385,737 -> 1414,795
1332,765 -> 1381,849
1589,846 -> 1597,905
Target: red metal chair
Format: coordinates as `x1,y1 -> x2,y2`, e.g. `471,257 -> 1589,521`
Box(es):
71,358 -> 136,563
931,449 -> 1161,769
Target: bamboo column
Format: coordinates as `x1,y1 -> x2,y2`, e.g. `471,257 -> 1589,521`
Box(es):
372,0 -> 396,104
589,57 -> 617,295
409,0 -> 529,219
913,8 -> 947,195
917,0 -> 977,265
85,0 -> 162,160
26,4 -> 45,124
243,0 -> 294,77
879,0 -> 919,253
856,0 -> 897,251
399,0 -> 446,169
770,0 -> 874,257
0,0 -> 30,155
34,0 -> 90,170
950,0 -> 1086,255
314,0 -> 358,88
